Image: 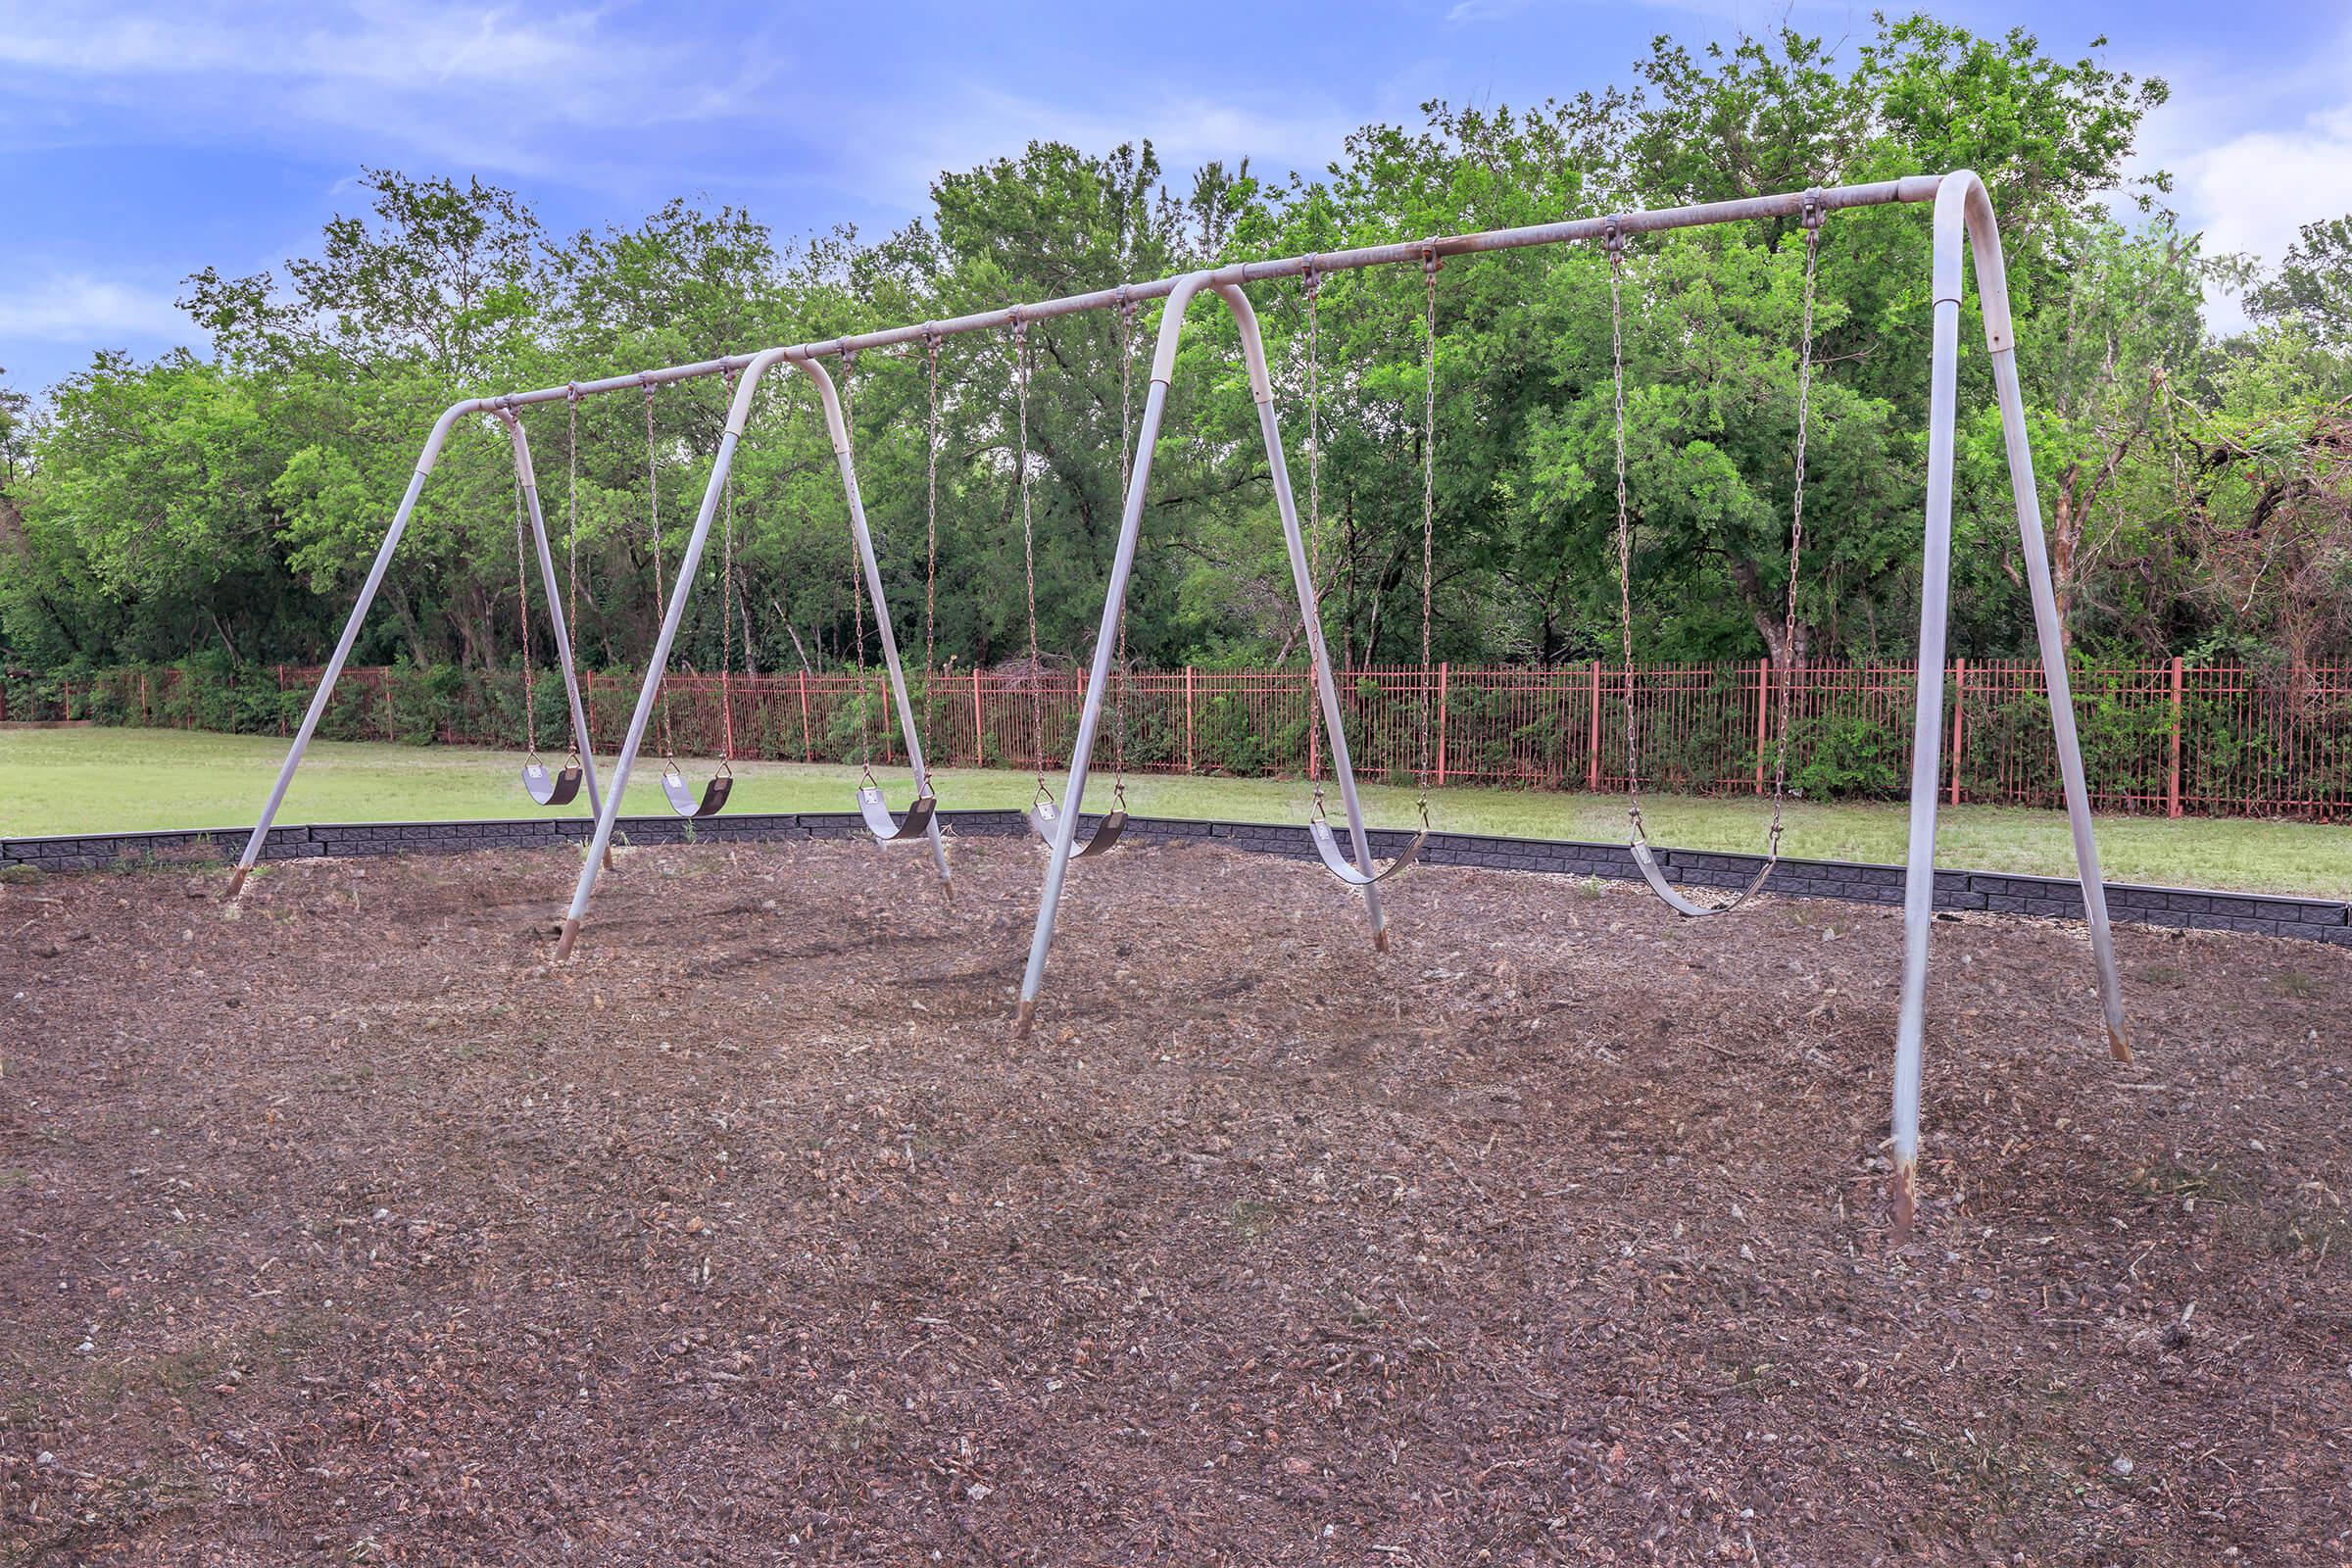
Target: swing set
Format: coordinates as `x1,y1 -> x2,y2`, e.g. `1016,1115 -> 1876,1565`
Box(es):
230,172 -> 2133,1232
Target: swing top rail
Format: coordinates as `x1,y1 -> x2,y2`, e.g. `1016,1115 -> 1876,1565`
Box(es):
433,176 -> 1943,429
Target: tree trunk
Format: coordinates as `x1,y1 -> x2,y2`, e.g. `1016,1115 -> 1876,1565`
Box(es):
2050,464 -> 2082,652
1727,557 -> 1811,668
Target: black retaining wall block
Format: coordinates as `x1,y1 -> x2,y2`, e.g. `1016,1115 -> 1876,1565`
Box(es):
5,812 -> 2346,947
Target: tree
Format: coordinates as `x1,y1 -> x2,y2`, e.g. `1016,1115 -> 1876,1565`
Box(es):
2247,216 -> 2352,353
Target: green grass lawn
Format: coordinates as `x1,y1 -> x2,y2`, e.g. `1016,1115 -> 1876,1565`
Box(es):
6,723 -> 2348,897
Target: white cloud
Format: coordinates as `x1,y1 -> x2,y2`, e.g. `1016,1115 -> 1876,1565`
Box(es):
0,0 -> 788,190
0,273 -> 192,344
852,79 -> 1361,210
2180,101 -> 2352,270
1446,0 -> 1532,23
2122,18 -> 2352,332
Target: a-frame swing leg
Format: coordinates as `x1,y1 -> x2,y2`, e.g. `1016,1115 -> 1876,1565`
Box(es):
498,413 -> 610,855
801,359 -> 954,891
1217,281 -> 1390,950
226,404 -> 472,896
1887,172 -> 2132,1237
1013,272 -> 1211,1039
556,363 -> 772,958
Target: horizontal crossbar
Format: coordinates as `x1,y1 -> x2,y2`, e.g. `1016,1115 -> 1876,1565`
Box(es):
467,175 -> 1944,415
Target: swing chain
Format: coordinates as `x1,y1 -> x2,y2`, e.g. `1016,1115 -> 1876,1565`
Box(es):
922,326 -> 941,751
1416,240 -> 1439,814
564,385 -> 585,764
643,378 -> 680,773
1765,191 -> 1828,855
1010,312 -> 1051,806
1109,285 -> 1135,808
840,347 -> 876,783
512,443 -> 539,761
717,365 -> 736,777
1604,216 -> 1644,845
1302,255 -> 1327,820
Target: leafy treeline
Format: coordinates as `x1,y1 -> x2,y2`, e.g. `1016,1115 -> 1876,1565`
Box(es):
3,16 -> 2348,696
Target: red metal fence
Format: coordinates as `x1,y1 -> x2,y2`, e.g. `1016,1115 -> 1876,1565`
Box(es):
29,658 -> 2352,819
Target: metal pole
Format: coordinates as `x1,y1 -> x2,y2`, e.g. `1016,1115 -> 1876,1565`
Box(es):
1887,172 -> 2135,1239
1948,658 -> 1967,806
1588,659 -> 1601,792
1985,333 -> 2132,1064
2168,656 -> 2184,818
451,180 -> 1946,428
799,359 -> 953,889
1013,273 -> 1209,1038
1219,280 -> 1390,949
498,411 -> 607,827
1944,169 -> 2130,1062
227,400 -> 477,894
555,358 -> 777,958
1887,182 -> 1972,1240
1754,657 -> 1769,794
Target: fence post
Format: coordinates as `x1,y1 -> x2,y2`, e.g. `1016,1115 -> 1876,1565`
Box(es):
2168,655 -> 2184,818
1587,659 -> 1602,793
1435,662 -> 1449,787
971,669 -> 984,767
1947,658 -> 1966,806
1185,665 -> 1197,774
1753,657 -> 1769,794
797,669 -> 813,763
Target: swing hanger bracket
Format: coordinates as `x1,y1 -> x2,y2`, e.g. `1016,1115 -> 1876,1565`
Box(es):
1800,188 -> 1826,232
1300,255 -> 1321,299
1419,239 -> 1441,276
1602,215 -> 1625,261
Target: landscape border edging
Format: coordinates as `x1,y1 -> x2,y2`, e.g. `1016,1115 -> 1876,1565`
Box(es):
3,812 -> 2346,946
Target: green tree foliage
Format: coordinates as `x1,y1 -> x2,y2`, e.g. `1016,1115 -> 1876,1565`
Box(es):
5,11 -> 2349,712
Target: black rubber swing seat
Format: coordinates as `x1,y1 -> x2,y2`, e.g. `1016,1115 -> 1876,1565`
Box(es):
858,785 -> 938,844
1308,817 -> 1430,887
661,769 -> 732,818
1628,838 -> 1778,917
1028,798 -> 1128,858
521,760 -> 583,808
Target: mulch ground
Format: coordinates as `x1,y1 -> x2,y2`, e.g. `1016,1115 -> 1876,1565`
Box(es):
1,834 -> 2347,1565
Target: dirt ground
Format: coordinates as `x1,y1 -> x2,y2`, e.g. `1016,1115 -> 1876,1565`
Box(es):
1,835 -> 2347,1565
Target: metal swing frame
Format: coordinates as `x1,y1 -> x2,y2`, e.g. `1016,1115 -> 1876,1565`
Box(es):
229,172 -> 2128,1234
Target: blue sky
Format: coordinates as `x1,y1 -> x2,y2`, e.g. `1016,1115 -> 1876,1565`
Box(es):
6,0 -> 2350,398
